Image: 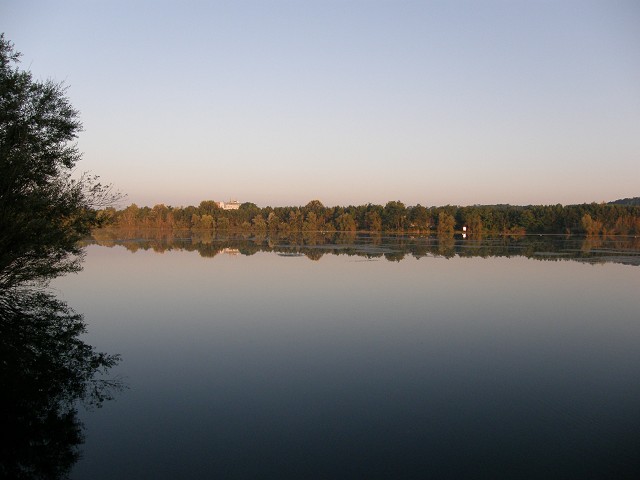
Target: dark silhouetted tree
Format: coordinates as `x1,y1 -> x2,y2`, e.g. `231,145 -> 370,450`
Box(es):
0,35 -> 121,288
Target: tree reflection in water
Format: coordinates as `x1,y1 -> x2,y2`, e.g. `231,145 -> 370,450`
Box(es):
0,288 -> 123,479
88,229 -> 640,266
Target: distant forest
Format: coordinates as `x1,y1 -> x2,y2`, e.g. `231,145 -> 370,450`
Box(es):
609,197 -> 640,206
98,199 -> 640,236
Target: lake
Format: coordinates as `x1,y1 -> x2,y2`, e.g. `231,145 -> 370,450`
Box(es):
51,233 -> 640,479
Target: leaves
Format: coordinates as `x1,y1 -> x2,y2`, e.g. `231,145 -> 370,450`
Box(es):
0,35 -> 122,288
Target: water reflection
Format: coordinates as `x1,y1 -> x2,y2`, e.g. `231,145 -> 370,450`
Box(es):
59,233 -> 640,479
0,289 -> 123,479
88,229 -> 640,265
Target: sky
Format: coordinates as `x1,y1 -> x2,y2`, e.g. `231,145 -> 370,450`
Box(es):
2,0 -> 639,208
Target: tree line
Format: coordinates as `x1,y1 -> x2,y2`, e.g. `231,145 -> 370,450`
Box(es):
99,200 -> 640,236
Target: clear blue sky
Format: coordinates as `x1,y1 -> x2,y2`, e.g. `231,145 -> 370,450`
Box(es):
3,0 -> 639,207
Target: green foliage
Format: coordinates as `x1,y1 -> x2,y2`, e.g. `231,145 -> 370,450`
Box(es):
609,197 -> 640,206
0,35 -> 121,288
365,210 -> 382,231
382,201 -> 407,231
198,200 -> 220,216
437,212 -> 456,236
0,37 -> 123,478
104,199 -> 640,236
408,204 -> 430,231
200,214 -> 214,229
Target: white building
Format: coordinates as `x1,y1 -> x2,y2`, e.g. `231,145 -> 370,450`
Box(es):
217,200 -> 241,210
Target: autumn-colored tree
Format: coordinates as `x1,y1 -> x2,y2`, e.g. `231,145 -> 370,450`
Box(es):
365,211 -> 382,232
200,215 -> 214,229
581,213 -> 602,236
437,212 -> 456,236
303,212 -> 319,232
252,215 -> 267,231
336,213 -> 357,232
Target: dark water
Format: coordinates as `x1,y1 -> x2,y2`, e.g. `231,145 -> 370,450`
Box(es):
52,234 -> 640,479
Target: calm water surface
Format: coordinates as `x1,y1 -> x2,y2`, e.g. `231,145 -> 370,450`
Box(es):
53,235 -> 640,479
